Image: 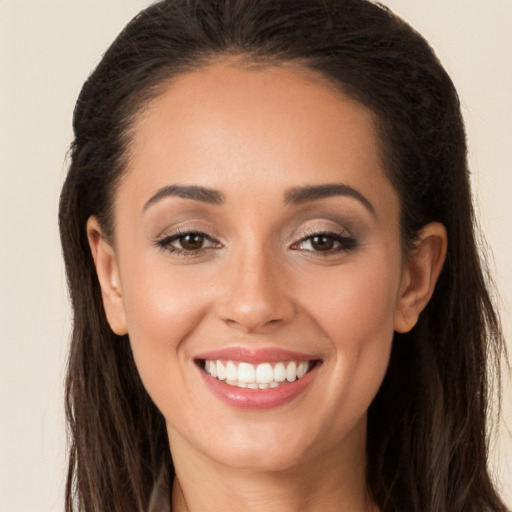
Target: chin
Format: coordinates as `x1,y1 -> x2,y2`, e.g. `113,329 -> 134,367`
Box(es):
184,419 -> 334,473
210,443 -> 311,473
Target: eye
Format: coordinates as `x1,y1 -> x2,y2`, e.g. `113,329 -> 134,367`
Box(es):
175,233 -> 209,251
291,231 -> 357,254
155,230 -> 221,255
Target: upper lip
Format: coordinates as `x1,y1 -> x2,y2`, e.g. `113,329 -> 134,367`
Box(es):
195,347 -> 319,364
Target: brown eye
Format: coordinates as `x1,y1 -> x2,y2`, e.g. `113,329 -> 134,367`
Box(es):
310,235 -> 335,252
156,231 -> 220,255
292,231 -> 357,255
179,233 -> 205,251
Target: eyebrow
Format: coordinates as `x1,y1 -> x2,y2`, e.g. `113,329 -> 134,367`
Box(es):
143,185 -> 225,211
285,183 -> 375,215
142,182 -> 375,215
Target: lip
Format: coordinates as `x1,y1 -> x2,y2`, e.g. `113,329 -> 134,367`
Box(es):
195,347 -> 321,410
195,347 -> 318,364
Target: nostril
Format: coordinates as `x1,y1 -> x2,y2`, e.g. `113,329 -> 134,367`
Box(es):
222,314 -> 287,333
215,267 -> 296,332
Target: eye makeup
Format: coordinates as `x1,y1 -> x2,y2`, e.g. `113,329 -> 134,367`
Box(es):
155,228 -> 222,256
290,228 -> 357,255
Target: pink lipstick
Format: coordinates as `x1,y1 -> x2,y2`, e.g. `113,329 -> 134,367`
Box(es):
195,347 -> 320,410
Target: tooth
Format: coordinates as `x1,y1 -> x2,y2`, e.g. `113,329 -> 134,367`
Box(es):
297,361 -> 309,378
238,362 -> 256,383
258,383 -> 270,389
273,362 -> 286,382
226,379 -> 237,386
286,361 -> 297,382
247,383 -> 258,389
217,361 -> 226,381
256,363 -> 273,384
226,361 -> 238,381
237,381 -> 248,388
270,381 -> 279,388
209,360 -> 218,378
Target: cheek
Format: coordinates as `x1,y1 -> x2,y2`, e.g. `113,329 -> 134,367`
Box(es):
120,244 -> 216,331
118,256 -> 213,393
297,256 -> 400,409
303,257 -> 400,344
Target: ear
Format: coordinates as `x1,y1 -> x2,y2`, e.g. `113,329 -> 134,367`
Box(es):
86,216 -> 128,336
394,222 -> 447,333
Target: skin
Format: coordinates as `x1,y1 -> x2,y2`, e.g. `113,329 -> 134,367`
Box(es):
88,62 -> 447,512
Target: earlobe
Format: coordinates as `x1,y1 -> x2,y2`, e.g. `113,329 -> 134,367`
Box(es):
86,217 -> 128,336
394,222 -> 447,333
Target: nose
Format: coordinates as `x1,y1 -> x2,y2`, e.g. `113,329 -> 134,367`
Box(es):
215,246 -> 296,333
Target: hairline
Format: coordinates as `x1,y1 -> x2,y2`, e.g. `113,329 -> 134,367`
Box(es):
106,53 -> 399,246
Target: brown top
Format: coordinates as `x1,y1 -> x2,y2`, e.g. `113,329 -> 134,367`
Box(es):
148,465 -> 172,512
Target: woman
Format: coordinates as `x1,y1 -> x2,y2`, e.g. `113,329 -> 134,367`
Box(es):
58,0 -> 509,510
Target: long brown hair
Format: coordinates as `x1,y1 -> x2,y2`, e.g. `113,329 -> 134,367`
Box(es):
59,1 -> 508,510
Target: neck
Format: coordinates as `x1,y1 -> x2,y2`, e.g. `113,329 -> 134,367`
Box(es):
169,423 -> 378,512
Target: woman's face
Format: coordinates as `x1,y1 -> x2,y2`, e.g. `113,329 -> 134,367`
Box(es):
92,63 -> 420,473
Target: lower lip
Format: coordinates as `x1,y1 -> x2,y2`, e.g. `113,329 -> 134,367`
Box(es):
198,364 -> 319,410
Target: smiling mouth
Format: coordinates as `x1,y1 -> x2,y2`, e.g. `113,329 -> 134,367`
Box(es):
200,359 -> 318,389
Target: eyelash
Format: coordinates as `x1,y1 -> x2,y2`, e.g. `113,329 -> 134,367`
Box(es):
290,229 -> 357,255
155,229 -> 357,257
155,229 -> 221,256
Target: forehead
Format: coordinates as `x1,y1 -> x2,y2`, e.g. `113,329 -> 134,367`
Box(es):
120,62 -> 396,217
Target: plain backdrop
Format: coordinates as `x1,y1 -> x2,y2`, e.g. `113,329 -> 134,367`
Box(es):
0,1 -> 510,510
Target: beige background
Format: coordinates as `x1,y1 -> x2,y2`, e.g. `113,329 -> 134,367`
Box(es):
0,1 -> 510,510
